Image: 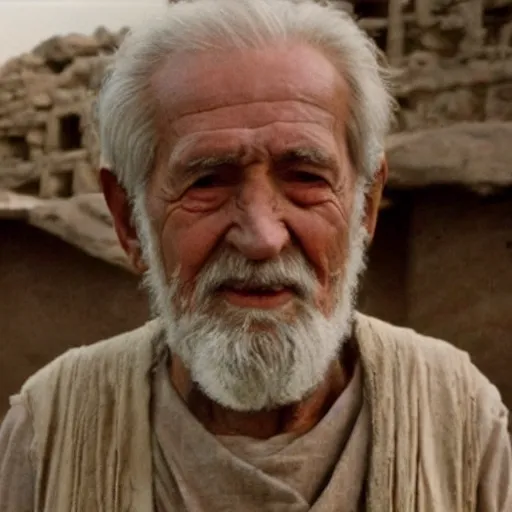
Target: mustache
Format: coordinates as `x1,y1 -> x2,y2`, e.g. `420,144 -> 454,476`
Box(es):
193,248 -> 318,303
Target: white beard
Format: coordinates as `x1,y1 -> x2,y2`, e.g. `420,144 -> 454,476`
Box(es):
134,181 -> 369,412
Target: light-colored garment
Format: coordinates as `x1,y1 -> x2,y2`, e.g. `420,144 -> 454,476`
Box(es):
0,349 -> 369,512
152,352 -> 369,511
0,313 -> 511,511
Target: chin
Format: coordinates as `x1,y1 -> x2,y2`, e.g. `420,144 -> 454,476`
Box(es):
163,297 -> 353,412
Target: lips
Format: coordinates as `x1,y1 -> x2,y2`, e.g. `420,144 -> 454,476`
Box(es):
229,283 -> 286,293
218,283 -> 296,308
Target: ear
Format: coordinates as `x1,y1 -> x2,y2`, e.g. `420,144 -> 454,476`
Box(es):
100,168 -> 148,274
363,157 -> 388,242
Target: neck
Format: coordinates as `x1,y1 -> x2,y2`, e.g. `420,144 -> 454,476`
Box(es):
169,347 -> 355,439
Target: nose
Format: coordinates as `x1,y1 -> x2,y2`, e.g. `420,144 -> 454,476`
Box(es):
225,172 -> 290,260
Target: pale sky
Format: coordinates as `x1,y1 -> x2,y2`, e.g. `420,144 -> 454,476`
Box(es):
0,0 -> 167,65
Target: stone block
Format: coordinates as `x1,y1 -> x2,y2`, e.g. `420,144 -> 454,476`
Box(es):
65,34 -> 100,57
27,129 -> 45,147
72,59 -> 93,83
415,89 -> 483,127
33,112 -> 49,127
0,161 -> 38,190
485,84 -> 512,120
0,75 -> 23,92
0,140 -> 12,159
5,129 -> 25,138
94,26 -> 118,49
49,149 -> 88,169
0,119 -> 14,130
0,91 -> 14,103
20,69 -> 42,86
33,36 -> 70,62
26,192 -> 130,269
56,68 -> 81,89
45,114 -> 60,151
30,147 -> 45,161
386,122 -> 512,189
11,109 -> 38,129
13,89 -> 27,100
0,189 -> 44,218
73,161 -> 100,194
40,173 -> 60,198
19,53 -> 46,69
0,100 -> 27,117
88,56 -> 111,90
25,74 -> 55,94
0,58 -> 22,75
40,167 -> 73,198
30,93 -> 53,109
52,88 -> 74,105
329,0 -> 354,14
406,51 -> 440,75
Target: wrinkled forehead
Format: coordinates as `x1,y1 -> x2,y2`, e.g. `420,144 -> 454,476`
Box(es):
150,41 -> 350,128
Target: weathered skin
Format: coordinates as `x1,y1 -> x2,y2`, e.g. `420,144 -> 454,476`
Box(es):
101,42 -> 386,438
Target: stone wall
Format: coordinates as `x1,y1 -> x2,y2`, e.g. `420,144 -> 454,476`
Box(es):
2,0 -> 512,208
0,27 -> 123,199
352,0 -> 512,132
0,0 -> 510,269
0,0 -> 511,266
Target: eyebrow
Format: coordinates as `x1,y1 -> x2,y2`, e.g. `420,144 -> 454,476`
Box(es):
184,154 -> 240,173
173,146 -> 336,179
275,147 -> 336,169
168,153 -> 240,186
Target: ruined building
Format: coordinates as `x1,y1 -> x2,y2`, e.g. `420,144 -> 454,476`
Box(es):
1,0 -> 511,414
0,28 -> 116,198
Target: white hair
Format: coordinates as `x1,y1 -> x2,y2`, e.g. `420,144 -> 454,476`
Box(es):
97,0 -> 395,199
95,0 -> 389,408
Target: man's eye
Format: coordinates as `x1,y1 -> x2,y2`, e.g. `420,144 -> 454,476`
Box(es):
191,174 -> 219,188
290,171 -> 327,184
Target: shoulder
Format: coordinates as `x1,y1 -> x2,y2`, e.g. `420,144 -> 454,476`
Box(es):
354,312 -> 482,401
0,398 -> 35,511
356,313 -> 511,506
472,367 -> 512,510
356,313 -> 511,494
355,312 -> 503,401
18,319 -> 164,447
354,312 -> 508,438
355,312 -> 471,365
12,319 -> 165,477
20,318 -> 163,399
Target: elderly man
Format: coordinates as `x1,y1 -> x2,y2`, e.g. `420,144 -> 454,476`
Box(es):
1,0 -> 511,510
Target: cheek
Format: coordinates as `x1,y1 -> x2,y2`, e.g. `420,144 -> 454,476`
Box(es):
292,202 -> 350,272
158,208 -> 229,285
288,202 -> 351,311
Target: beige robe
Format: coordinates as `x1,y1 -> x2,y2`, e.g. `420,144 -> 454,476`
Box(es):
0,313 -> 511,511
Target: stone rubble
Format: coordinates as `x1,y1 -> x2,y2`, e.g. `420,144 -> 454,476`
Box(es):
387,122 -> 512,189
1,1 -> 512,269
0,26 -> 120,197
